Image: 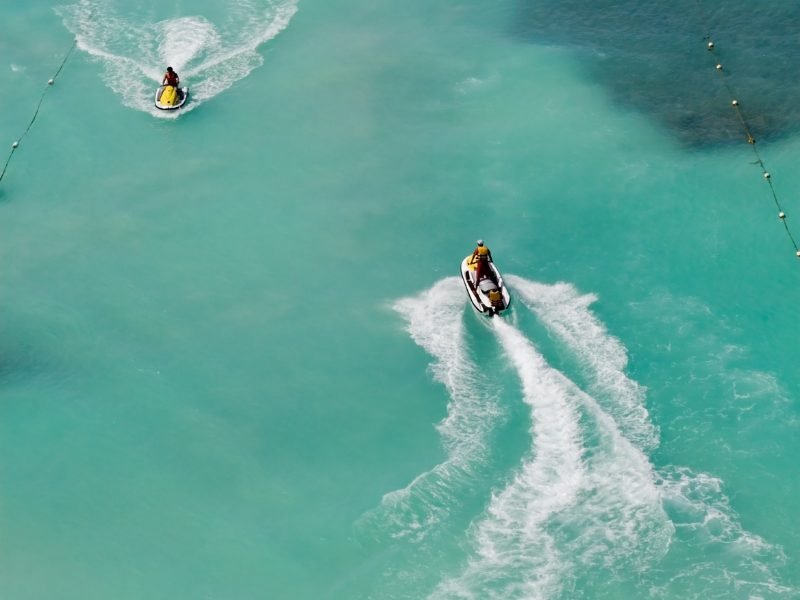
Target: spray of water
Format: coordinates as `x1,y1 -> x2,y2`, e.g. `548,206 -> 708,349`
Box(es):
360,278 -> 501,541
432,317 -> 586,599
386,276 -> 792,598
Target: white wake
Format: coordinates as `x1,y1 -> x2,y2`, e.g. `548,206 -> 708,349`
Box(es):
508,275 -> 659,452
432,315 -> 671,599
511,277 -> 792,598
370,275 -> 794,599
58,0 -> 298,117
432,318 -> 586,599
361,278 -> 501,541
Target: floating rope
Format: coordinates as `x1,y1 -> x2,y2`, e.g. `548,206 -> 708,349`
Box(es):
695,1 -> 800,258
0,39 -> 77,185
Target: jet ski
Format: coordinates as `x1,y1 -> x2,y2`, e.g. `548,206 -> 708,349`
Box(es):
460,254 -> 511,316
154,85 -> 189,110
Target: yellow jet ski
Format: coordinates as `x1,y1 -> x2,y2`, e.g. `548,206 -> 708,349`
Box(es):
154,84 -> 189,110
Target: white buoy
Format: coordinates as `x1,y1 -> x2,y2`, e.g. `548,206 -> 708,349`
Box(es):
716,63 -> 723,70
796,250 -> 800,258
707,41 -> 715,50
48,78 -> 54,85
732,99 -> 739,106
764,172 -> 771,179
779,212 -> 786,219
12,141 -> 18,149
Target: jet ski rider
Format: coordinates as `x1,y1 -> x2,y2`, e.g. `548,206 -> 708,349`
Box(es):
162,67 -> 182,98
471,239 -> 493,283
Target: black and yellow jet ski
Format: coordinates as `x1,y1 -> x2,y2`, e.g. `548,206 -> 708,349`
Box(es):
154,85 -> 189,111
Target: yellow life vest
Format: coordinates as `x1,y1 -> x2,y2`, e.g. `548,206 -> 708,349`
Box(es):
476,246 -> 490,258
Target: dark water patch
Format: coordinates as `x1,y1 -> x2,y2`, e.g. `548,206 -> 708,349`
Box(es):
0,317 -> 74,389
0,338 -> 51,387
515,0 -> 800,147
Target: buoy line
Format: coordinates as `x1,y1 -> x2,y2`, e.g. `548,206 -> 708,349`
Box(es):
0,38 -> 77,185
695,1 -> 800,259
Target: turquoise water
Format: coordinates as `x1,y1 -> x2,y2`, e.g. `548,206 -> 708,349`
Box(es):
2,1 -> 799,598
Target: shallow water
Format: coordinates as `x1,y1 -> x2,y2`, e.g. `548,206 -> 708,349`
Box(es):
1,0 -> 798,598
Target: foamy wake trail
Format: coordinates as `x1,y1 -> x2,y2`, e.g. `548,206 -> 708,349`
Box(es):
652,467 -> 794,598
433,318 -> 672,599
431,318 -> 585,599
507,274 -> 659,452
58,0 -> 297,117
360,278 -> 501,541
501,275 -> 792,598
555,387 -> 672,579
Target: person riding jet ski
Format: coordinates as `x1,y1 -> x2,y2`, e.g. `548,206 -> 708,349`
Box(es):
162,67 -> 183,99
460,238 -> 510,315
471,239 -> 493,283
487,287 -> 503,308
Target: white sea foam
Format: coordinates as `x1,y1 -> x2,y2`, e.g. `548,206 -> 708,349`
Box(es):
502,277 -> 792,597
363,278 -> 501,541
400,276 -> 796,598
558,389 -> 673,577
508,275 -> 659,452
57,0 -> 297,117
650,466 -> 794,599
432,318 -> 587,599
365,278 -> 793,597
435,314 -> 677,599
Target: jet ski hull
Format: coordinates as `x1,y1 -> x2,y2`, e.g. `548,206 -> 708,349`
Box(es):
460,255 -> 511,316
154,85 -> 189,110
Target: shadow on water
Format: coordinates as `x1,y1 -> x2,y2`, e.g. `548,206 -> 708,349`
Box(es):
0,339 -> 48,387
515,0 -> 800,147
0,316 -> 72,390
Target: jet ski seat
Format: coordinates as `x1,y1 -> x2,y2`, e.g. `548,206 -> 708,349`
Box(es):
478,279 -> 498,293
